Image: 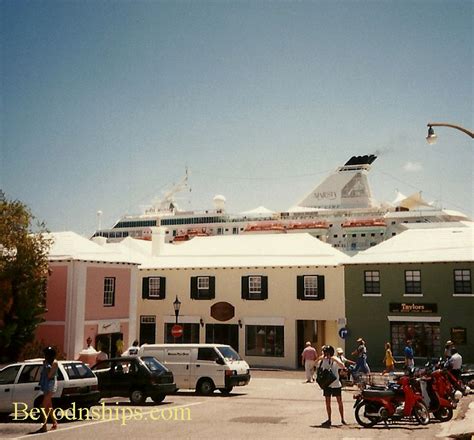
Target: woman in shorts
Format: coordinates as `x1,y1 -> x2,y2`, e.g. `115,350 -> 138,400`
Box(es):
316,345 -> 346,427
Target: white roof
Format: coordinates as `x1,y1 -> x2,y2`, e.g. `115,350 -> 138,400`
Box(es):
47,231 -> 140,264
102,237 -> 152,264
350,222 -> 474,264
141,233 -> 348,269
240,206 -> 275,216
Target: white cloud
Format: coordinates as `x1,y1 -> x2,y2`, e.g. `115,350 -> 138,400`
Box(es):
403,161 -> 423,172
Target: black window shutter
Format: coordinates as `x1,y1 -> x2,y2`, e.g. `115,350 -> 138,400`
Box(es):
261,276 -> 268,300
241,276 -> 249,299
190,277 -> 197,299
297,276 -> 304,300
209,276 -> 215,299
317,276 -> 325,300
160,277 -> 166,299
142,277 -> 149,299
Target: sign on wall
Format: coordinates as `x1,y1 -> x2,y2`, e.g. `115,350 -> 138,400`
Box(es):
389,303 -> 438,314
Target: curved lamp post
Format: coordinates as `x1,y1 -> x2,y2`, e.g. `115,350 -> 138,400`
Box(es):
426,123 -> 474,144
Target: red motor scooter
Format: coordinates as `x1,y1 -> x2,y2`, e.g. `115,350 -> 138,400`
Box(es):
353,374 -> 430,427
418,368 -> 459,422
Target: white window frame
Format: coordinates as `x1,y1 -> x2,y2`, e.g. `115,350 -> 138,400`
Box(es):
404,270 -> 422,296
103,277 -> 115,307
148,277 -> 161,298
303,275 -> 318,298
248,276 -> 262,299
363,270 -> 381,296
197,276 -> 210,290
453,269 -> 472,296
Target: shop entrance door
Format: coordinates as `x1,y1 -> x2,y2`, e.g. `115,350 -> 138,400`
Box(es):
205,324 -> 239,352
95,332 -> 123,358
296,320 -> 323,368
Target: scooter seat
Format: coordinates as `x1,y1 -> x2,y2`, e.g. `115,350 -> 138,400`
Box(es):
362,389 -> 396,398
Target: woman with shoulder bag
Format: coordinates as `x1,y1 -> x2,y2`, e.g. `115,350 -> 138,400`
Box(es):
316,345 -> 346,427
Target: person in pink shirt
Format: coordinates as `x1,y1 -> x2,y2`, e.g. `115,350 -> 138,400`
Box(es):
301,341 -> 318,382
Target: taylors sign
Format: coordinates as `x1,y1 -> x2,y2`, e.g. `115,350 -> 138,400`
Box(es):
389,303 -> 437,314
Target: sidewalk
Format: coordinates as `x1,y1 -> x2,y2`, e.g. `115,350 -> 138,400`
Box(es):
437,395 -> 474,439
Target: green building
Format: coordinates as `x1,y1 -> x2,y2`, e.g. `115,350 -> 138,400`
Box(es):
345,223 -> 473,369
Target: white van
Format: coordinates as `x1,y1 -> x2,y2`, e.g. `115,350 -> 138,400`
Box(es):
138,344 -> 250,395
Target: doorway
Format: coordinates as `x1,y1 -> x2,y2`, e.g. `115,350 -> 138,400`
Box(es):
296,320 -> 324,368
205,324 -> 239,352
95,332 -> 123,358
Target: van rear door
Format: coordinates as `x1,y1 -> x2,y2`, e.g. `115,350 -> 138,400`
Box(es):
164,348 -> 191,389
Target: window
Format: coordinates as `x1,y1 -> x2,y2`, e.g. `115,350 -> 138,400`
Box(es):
197,276 -> 209,290
241,276 -> 268,300
391,322 -> 440,358
103,277 -> 115,306
296,275 -> 325,300
246,325 -> 284,357
364,271 -> 380,295
164,323 -> 200,343
190,276 -> 215,299
197,347 -> 218,361
405,270 -> 422,295
0,365 -> 21,384
142,277 -> 166,300
454,269 -> 471,294
149,277 -> 162,298
18,365 -> 42,383
249,276 -> 262,298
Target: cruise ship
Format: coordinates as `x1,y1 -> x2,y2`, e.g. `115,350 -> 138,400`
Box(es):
92,155 -> 469,252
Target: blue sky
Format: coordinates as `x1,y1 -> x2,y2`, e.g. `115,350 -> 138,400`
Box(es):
1,0 -> 472,235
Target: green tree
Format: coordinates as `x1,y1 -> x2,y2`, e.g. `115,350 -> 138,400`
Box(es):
0,191 -> 51,362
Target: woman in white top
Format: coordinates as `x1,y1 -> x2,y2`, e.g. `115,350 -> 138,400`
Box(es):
316,345 -> 346,427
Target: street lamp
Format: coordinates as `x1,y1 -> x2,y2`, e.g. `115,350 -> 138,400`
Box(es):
426,123 -> 474,144
173,296 -> 181,324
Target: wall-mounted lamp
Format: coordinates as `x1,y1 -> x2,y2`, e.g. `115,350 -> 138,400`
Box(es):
238,319 -> 242,328
200,318 -> 204,328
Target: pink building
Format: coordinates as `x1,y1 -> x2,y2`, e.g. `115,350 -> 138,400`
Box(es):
36,232 -> 140,359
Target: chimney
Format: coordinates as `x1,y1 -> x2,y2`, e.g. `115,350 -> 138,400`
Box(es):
151,227 -> 167,256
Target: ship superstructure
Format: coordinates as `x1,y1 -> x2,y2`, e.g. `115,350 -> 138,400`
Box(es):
92,155 -> 469,253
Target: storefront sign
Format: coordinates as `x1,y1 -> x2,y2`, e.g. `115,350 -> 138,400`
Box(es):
98,320 -> 121,334
450,327 -> 467,345
389,303 -> 437,314
210,302 -> 235,321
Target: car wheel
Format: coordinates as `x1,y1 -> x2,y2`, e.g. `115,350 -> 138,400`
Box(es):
218,386 -> 233,395
151,394 -> 166,403
197,379 -> 215,395
130,389 -> 147,405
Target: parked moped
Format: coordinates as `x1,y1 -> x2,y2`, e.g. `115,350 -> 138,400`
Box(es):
353,374 -> 430,427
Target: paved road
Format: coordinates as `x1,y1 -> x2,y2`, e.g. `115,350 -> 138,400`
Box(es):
0,370 -> 472,439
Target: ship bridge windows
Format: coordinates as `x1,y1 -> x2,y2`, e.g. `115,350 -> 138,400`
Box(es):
114,220 -> 158,229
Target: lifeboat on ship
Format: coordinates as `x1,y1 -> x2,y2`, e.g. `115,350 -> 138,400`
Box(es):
284,221 -> 329,232
342,218 -> 387,230
172,228 -> 209,243
243,222 -> 286,234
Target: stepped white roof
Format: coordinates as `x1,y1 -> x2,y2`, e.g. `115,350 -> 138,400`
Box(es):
350,222 -> 474,264
47,231 -> 140,264
141,233 -> 349,269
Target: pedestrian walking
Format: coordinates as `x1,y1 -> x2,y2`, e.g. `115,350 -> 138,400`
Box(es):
404,339 -> 415,369
382,342 -> 395,375
316,345 -> 346,427
301,341 -> 318,382
446,347 -> 463,379
352,338 -> 370,375
36,346 -> 58,433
